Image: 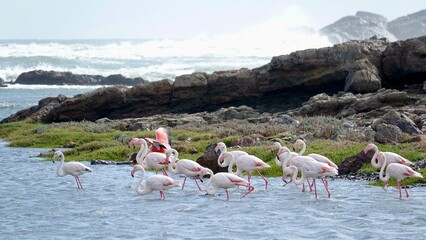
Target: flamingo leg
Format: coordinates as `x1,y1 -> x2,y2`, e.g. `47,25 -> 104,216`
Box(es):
313,179 -> 318,199
160,190 -> 165,199
225,190 -> 230,201
193,177 -> 202,191
182,177 -> 187,190
302,182 -> 306,192
256,170 -> 268,190
247,172 -> 252,187
74,176 -> 82,189
241,185 -> 254,198
402,179 -> 409,198
162,168 -> 169,176
397,181 -> 402,199
308,179 -> 313,192
322,178 -> 331,198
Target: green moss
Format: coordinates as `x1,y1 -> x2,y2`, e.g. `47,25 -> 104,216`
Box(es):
0,120 -> 425,187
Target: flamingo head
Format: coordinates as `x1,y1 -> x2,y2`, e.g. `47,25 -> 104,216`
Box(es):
52,150 -> 63,163
198,169 -> 210,181
363,143 -> 375,154
131,165 -> 143,178
218,155 -> 225,164
214,142 -> 226,154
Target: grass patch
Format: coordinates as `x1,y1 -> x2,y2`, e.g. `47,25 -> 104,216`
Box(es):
0,119 -> 425,187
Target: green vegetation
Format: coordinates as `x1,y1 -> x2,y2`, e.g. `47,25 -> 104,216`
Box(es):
0,118 -> 425,186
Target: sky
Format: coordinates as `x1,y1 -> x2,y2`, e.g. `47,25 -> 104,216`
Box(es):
1,0 -> 426,39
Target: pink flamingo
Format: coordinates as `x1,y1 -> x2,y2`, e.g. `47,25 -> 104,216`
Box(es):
270,142 -> 298,167
199,168 -> 254,201
166,149 -> 205,191
135,139 -> 170,176
131,165 -> 180,200
293,139 -> 338,169
364,143 -> 414,168
287,157 -> 338,199
144,127 -> 171,153
215,142 -> 248,167
222,152 -> 271,190
377,152 -> 423,198
52,150 -> 93,189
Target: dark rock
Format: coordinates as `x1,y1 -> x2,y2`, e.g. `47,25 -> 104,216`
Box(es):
373,123 -> 403,144
0,77 -> 6,87
382,36 -> 426,87
196,143 -> 227,174
14,70 -> 147,86
338,149 -> 374,175
90,160 -> 131,165
374,110 -> 423,134
344,59 -> 381,93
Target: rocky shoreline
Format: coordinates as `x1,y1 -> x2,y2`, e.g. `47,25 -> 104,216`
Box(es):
2,36 -> 426,178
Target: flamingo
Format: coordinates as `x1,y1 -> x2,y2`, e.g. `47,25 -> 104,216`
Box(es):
363,143 -> 414,168
136,139 -> 170,176
377,152 -> 423,198
131,165 -> 180,199
144,127 -> 171,153
270,142 -> 298,167
166,149 -> 205,190
287,157 -> 338,199
293,139 -> 338,169
222,152 -> 271,190
52,150 -> 93,189
215,142 -> 248,167
281,151 -> 317,192
199,168 -> 254,201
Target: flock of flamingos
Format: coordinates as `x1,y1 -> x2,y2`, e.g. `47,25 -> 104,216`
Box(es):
52,128 -> 424,200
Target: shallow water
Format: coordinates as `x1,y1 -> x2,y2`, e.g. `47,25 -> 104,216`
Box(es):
0,140 -> 425,240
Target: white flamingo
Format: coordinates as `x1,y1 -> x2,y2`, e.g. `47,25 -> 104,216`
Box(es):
293,139 -> 338,169
364,143 -> 414,168
136,139 -> 169,176
199,168 -> 254,201
222,152 -> 271,190
377,152 -> 423,198
166,149 -> 205,191
287,157 -> 338,199
52,150 -> 92,189
215,142 -> 248,167
131,165 -> 180,199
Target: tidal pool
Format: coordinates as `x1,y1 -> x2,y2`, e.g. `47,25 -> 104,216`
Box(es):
0,140 -> 425,239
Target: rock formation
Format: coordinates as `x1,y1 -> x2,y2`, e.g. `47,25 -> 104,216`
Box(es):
2,36 -> 426,146
14,70 -> 147,86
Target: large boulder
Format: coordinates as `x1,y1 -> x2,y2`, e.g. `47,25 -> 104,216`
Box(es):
372,123 -> 403,144
337,149 -> 374,175
382,36 -> 426,86
344,59 -> 381,93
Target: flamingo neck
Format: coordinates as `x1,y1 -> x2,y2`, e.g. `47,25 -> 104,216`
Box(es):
135,167 -> 152,195
55,154 -> 66,177
379,156 -> 390,183
370,145 -> 381,168
298,141 -> 306,155
136,140 -> 149,166
290,166 -> 305,185
204,170 -> 217,195
217,152 -> 228,167
227,155 -> 240,175
168,151 -> 179,174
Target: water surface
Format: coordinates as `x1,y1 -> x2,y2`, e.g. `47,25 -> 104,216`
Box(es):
0,140 -> 425,239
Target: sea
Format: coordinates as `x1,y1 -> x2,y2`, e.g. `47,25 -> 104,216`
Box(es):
1,39 -> 426,239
